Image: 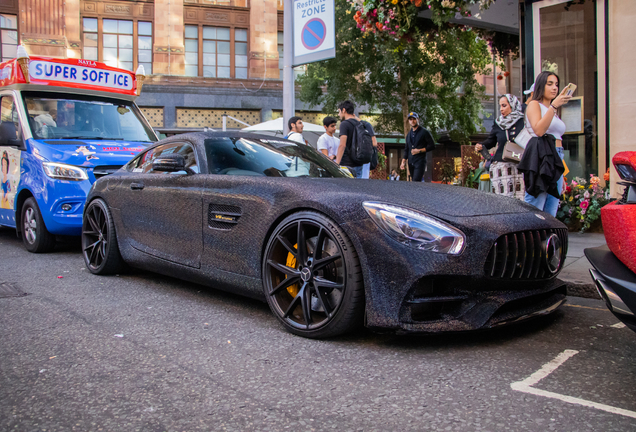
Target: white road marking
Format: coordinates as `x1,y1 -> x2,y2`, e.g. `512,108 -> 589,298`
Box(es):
611,322 -> 626,329
511,349 -> 636,419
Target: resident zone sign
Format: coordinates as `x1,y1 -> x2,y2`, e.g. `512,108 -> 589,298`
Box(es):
292,0 -> 335,66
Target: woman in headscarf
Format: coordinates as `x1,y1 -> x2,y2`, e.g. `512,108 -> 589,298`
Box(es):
475,94 -> 526,199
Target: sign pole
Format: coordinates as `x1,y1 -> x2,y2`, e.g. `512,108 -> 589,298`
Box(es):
283,0 -> 295,135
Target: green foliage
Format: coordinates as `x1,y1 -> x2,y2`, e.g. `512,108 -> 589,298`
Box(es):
377,151 -> 387,170
435,158 -> 456,184
296,0 -> 492,140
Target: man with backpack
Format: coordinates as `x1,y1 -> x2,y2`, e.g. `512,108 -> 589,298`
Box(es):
400,112 -> 436,182
335,100 -> 374,178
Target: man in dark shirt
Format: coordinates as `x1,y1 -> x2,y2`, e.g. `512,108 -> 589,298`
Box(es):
335,100 -> 364,178
400,112 -> 435,182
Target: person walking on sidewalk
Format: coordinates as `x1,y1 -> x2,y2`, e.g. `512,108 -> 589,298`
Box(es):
474,94 -> 526,199
355,115 -> 378,179
335,100 -> 365,178
518,71 -> 571,217
400,112 -> 435,182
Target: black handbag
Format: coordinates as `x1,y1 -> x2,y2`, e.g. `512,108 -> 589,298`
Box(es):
369,146 -> 379,170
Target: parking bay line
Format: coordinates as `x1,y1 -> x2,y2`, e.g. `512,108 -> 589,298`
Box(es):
511,349 -> 636,419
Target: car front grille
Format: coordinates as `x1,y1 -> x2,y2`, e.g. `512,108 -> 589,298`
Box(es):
93,165 -> 123,180
484,228 -> 568,279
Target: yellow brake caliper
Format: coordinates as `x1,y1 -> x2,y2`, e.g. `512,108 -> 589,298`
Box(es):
285,244 -> 300,297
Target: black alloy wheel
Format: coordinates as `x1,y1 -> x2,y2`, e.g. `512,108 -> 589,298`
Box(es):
262,211 -> 364,338
21,197 -> 56,253
82,198 -> 124,275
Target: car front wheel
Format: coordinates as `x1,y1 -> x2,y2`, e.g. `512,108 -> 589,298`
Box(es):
262,211 -> 364,338
82,198 -> 124,275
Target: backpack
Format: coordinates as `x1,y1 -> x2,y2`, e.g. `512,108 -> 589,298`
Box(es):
348,119 -> 374,165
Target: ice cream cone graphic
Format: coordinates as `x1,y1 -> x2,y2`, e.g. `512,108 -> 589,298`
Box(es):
135,64 -> 146,95
16,45 -> 30,83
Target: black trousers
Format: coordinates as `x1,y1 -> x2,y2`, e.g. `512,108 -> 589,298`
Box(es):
409,162 -> 425,182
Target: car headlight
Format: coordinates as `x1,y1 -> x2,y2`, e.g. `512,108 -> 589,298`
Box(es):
42,162 -> 88,181
362,202 -> 465,255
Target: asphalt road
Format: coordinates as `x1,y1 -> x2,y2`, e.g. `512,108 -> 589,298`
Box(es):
1,228 -> 635,432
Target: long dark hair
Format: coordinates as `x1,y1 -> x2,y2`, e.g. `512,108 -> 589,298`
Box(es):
1,151 -> 8,174
532,71 -> 560,103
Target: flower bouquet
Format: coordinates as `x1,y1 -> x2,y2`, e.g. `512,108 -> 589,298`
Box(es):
557,175 -> 610,232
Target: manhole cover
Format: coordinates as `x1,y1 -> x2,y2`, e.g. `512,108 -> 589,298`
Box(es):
0,282 -> 27,298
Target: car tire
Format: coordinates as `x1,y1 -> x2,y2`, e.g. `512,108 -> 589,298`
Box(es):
82,198 -> 124,275
262,211 -> 365,338
21,197 -> 56,253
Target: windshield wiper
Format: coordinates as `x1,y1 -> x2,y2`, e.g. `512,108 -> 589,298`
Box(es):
59,136 -> 124,141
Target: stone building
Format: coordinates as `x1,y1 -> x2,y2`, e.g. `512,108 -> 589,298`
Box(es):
0,0 -> 319,130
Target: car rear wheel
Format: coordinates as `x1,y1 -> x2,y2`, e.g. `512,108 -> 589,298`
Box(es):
82,199 -> 124,275
21,197 -> 56,253
262,211 -> 364,338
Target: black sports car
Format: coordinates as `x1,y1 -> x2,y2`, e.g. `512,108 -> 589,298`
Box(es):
82,132 -> 568,338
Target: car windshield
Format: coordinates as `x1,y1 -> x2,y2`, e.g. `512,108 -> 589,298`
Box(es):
205,137 -> 350,178
22,92 -> 157,143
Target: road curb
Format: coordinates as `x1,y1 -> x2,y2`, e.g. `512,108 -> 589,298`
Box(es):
566,281 -> 600,299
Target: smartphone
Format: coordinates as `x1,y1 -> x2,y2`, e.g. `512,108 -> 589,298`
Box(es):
564,83 -> 577,97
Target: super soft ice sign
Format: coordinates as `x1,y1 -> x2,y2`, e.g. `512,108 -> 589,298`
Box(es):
28,60 -> 134,91
292,0 -> 335,66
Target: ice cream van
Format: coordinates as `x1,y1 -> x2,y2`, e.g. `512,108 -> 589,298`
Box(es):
0,47 -> 157,252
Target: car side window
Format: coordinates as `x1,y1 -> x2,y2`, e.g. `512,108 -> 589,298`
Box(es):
0,96 -> 23,146
128,142 -> 199,174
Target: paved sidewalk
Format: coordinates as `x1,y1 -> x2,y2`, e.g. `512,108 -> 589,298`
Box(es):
560,232 -> 606,298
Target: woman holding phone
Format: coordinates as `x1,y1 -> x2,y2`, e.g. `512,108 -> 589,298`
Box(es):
518,71 -> 573,216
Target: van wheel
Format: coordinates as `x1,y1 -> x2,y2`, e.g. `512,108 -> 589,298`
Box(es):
21,197 -> 56,253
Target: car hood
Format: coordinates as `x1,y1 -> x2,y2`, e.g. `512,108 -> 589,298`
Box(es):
29,139 -> 150,167
307,178 -> 541,218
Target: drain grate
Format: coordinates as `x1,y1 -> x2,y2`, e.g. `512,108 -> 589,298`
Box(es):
0,282 -> 27,298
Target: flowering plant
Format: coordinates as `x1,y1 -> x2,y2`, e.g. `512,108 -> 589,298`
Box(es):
348,0 -> 492,39
435,159 -> 456,184
557,175 -> 610,232
458,153 -> 481,188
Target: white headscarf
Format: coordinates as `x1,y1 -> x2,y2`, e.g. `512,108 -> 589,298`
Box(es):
495,94 -> 524,130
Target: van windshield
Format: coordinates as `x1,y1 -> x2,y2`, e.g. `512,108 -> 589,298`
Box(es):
22,92 -> 157,143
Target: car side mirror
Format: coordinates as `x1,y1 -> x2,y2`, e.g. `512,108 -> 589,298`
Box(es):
152,153 -> 188,173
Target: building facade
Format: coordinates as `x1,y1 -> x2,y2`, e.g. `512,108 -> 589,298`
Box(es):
520,0 -> 635,195
0,0 -> 325,130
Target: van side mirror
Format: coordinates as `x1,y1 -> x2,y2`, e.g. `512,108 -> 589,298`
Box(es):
0,122 -> 20,146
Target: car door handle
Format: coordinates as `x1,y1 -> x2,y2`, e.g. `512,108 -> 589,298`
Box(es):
130,182 -> 145,190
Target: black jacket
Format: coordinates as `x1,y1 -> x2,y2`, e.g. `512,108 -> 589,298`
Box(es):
480,119 -> 525,162
403,126 -> 435,165
517,135 -> 565,198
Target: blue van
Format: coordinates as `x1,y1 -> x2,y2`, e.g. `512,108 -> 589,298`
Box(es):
0,54 -> 157,252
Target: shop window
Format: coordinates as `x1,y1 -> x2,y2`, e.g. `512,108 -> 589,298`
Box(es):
82,18 -> 153,73
0,14 -> 18,62
537,0 -> 598,179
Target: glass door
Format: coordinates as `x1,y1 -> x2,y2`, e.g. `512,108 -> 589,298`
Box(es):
533,0 -> 599,180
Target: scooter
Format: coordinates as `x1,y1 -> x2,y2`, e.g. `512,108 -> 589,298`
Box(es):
585,152 -> 636,332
